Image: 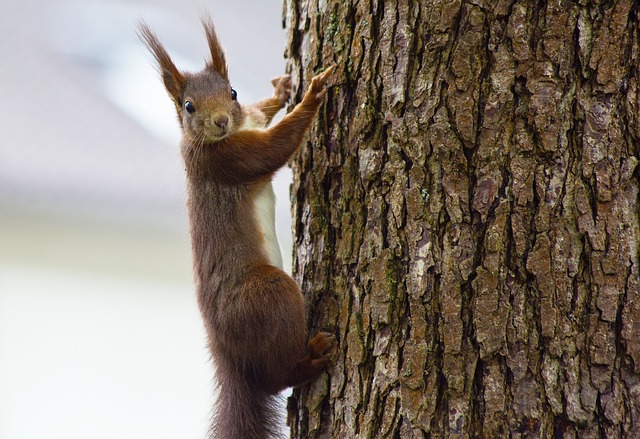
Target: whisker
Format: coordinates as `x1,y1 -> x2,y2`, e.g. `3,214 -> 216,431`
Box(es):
192,132 -> 205,166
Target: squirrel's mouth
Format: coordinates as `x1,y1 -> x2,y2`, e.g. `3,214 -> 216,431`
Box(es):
204,128 -> 229,142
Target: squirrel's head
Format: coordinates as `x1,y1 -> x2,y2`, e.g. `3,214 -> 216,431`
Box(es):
139,17 -> 242,143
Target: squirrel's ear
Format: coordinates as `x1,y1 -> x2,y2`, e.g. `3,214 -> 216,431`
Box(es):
138,22 -> 185,104
201,16 -> 228,80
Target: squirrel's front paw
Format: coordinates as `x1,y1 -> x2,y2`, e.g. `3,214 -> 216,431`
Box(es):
271,75 -> 292,106
310,65 -> 336,100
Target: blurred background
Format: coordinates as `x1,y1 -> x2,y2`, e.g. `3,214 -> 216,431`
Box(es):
0,0 -> 291,437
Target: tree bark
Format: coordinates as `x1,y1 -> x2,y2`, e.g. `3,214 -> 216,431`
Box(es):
283,1 -> 640,438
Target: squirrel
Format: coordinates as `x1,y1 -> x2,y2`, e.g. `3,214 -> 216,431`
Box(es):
138,16 -> 335,439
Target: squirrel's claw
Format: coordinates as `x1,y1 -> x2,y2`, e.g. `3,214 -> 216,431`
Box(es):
310,65 -> 336,100
271,74 -> 291,87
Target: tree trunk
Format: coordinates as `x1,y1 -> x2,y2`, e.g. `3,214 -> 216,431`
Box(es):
283,1 -> 640,438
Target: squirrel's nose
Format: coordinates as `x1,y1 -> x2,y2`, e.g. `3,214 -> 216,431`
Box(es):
213,114 -> 229,129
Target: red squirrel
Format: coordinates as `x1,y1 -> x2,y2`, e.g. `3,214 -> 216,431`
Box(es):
139,16 -> 335,439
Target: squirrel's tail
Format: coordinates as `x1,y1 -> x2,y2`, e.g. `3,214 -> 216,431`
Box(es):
211,368 -> 284,439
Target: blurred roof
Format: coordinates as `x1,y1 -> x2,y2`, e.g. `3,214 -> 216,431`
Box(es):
0,0 -> 286,229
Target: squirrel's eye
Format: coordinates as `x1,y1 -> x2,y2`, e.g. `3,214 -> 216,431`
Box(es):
231,88 -> 237,100
185,101 -> 196,114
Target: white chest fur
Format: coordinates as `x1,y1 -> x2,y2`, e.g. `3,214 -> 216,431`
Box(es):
253,182 -> 283,269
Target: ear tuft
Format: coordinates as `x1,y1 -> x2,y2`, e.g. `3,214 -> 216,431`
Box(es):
137,21 -> 185,104
201,15 -> 228,80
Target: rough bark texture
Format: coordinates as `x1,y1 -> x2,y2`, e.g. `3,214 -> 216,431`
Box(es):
283,1 -> 640,438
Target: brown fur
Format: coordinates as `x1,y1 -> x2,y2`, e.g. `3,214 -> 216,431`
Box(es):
138,16 -> 335,439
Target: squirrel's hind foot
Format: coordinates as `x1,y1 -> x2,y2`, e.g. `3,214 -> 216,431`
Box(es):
287,332 -> 335,387
307,332 -> 335,359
